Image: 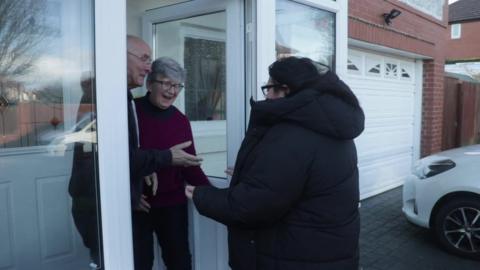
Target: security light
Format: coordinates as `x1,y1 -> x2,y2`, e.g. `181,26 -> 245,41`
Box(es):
383,9 -> 402,25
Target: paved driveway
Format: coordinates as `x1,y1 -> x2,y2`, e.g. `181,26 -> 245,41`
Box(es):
359,187 -> 480,270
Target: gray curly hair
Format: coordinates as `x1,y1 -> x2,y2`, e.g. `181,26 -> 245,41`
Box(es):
147,57 -> 186,83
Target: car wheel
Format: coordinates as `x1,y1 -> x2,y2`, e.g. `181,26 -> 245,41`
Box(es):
433,197 -> 480,259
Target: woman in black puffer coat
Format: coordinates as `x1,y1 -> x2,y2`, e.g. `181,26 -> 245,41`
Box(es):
186,56 -> 365,270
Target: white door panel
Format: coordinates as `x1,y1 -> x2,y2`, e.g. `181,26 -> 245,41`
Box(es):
0,150 -> 88,269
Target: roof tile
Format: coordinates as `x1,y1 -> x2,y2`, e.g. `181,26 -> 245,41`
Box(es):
449,0 -> 480,22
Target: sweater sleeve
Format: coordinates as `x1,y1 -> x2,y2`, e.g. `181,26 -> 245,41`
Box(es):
181,116 -> 210,186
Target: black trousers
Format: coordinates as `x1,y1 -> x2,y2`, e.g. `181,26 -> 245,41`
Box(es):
71,197 -> 103,269
132,204 -> 192,270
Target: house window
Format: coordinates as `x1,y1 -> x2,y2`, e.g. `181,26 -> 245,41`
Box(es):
451,23 -> 461,39
366,56 -> 382,77
385,63 -> 398,78
348,60 -> 359,71
347,53 -> 362,75
399,0 -> 444,20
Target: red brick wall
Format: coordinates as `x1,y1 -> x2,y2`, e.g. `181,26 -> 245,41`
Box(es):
348,0 -> 449,156
446,20 -> 480,61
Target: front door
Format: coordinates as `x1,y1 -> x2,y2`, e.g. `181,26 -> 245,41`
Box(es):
0,0 -> 101,269
137,1 -> 245,269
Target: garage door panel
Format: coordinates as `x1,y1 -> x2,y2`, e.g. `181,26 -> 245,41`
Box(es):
358,154 -> 412,199
348,79 -> 414,92
356,128 -> 413,155
366,117 -> 414,128
359,95 -> 414,118
358,145 -> 413,164
348,48 -> 418,198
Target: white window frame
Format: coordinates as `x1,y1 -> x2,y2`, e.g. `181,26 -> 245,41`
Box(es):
94,0 -> 135,269
451,23 -> 461,39
255,0 -> 348,100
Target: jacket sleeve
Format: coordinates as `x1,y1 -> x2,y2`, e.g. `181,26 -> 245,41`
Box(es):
129,146 -> 172,179
128,96 -> 172,180
193,131 -> 312,228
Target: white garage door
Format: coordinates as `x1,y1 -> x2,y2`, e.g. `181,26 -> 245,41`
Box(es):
346,48 -> 418,199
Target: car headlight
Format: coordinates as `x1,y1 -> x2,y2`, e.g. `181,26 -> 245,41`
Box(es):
413,156 -> 456,179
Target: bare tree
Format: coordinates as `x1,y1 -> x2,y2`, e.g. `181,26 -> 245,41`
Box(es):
0,0 -> 50,79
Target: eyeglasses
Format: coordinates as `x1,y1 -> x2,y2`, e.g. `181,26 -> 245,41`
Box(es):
151,79 -> 185,92
128,51 -> 152,65
261,84 -> 283,96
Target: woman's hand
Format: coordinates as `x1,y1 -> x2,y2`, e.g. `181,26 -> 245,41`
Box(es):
225,166 -> 234,176
185,185 -> 195,199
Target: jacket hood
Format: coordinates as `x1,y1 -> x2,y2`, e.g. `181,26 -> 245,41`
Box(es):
249,73 -> 365,140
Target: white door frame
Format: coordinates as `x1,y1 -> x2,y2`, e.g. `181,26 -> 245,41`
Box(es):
254,0 -> 348,100
94,0 -> 135,269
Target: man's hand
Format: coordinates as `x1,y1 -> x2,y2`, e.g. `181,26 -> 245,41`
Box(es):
185,185 -> 195,199
170,141 -> 203,167
144,172 -> 158,196
135,195 -> 151,213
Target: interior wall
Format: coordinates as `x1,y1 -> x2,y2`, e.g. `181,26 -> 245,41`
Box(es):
127,0 -> 190,36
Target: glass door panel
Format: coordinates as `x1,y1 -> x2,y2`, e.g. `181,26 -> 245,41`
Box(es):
152,12 -> 227,178
0,0 -> 102,269
276,0 -> 336,68
255,0 -> 346,100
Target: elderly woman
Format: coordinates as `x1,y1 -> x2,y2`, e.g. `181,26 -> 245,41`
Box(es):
186,56 -> 365,270
132,57 -> 210,270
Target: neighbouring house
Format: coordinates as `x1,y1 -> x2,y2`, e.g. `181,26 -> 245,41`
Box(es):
445,0 -> 480,81
347,0 -> 448,198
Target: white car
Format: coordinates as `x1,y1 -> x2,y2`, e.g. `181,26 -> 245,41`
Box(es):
403,144 -> 480,259
47,117 -> 97,155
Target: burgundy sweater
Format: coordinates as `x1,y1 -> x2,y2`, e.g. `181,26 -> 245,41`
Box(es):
135,96 -> 209,207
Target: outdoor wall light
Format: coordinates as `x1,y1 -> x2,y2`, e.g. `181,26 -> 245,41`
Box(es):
383,9 -> 402,25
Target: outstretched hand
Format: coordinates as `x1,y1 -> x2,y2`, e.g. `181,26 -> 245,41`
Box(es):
170,141 -> 203,167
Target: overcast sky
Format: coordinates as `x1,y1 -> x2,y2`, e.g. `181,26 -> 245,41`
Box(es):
448,0 -> 458,4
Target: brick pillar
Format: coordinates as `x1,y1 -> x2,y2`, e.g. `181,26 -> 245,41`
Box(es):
421,59 -> 445,157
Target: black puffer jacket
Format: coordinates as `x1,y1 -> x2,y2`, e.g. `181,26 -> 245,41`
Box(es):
193,72 -> 365,270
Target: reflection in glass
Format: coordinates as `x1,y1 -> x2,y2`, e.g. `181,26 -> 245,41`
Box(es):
276,0 -> 335,68
0,0 -> 102,269
153,12 -> 227,178
184,37 -> 226,121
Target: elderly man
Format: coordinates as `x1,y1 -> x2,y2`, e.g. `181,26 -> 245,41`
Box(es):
127,35 -> 202,270
126,35 -> 202,209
